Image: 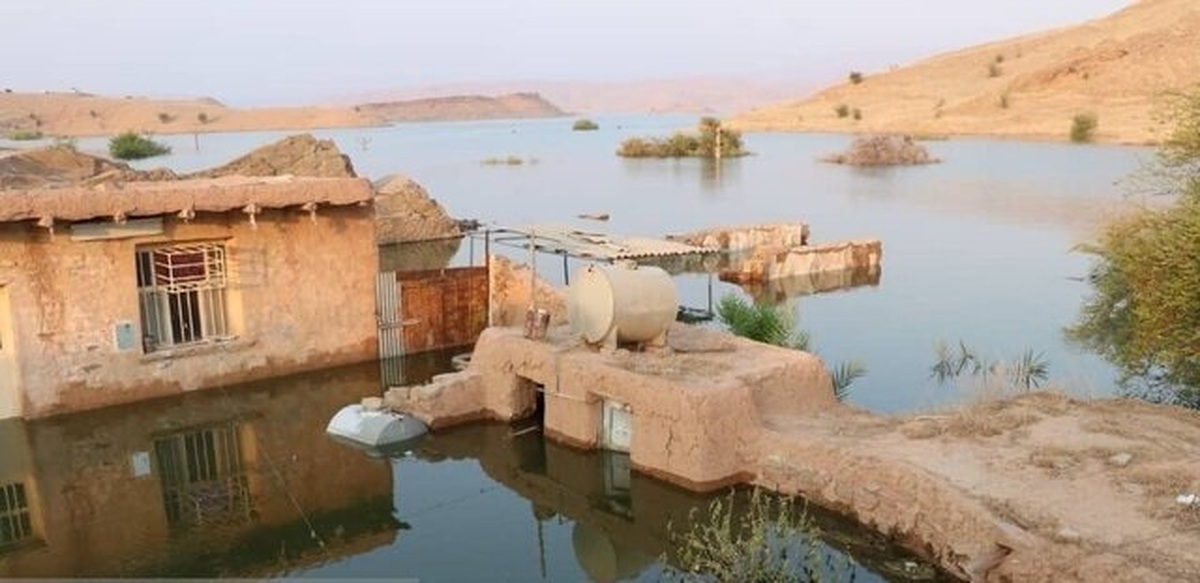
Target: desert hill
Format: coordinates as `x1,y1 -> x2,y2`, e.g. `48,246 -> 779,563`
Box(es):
357,92 -> 564,122
732,0 -> 1200,143
0,91 -> 566,137
341,77 -> 813,116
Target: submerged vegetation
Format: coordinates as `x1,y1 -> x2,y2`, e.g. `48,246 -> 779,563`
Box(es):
480,155 -> 536,166
1070,86 -> 1200,408
823,134 -> 939,166
108,131 -> 171,160
617,117 -> 745,159
663,487 -> 852,583
716,294 -> 865,400
930,340 -> 1050,392
6,129 -> 44,140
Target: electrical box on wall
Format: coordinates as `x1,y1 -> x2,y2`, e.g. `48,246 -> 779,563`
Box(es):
113,321 -> 136,351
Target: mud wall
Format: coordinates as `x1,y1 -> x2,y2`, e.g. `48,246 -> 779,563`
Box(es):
488,255 -> 568,328
722,239 -> 883,283
0,206 -> 378,418
389,325 -> 838,490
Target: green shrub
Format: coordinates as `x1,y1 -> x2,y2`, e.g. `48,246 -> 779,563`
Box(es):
157,112 -> 174,123
834,104 -> 850,119
988,62 -> 1003,78
999,93 -> 1011,109
662,487 -> 853,582
6,129 -> 44,140
852,108 -> 862,121
617,117 -> 744,159
571,118 -> 599,131
848,71 -> 864,85
108,132 -> 171,160
197,112 -> 209,124
1070,113 -> 1098,143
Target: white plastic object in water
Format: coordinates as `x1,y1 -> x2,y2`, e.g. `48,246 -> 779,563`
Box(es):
326,404 -> 428,448
567,263 -> 677,348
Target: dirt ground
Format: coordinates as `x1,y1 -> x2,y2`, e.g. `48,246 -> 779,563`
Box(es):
758,392 -> 1200,581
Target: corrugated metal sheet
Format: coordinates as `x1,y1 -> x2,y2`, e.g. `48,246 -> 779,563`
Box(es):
376,272 -> 403,359
494,225 -> 714,261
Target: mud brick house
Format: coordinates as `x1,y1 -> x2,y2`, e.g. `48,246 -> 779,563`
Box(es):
0,176 -> 379,419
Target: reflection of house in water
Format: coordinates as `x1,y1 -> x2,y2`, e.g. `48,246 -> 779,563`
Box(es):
419,423 -> 946,582
0,362 -> 398,578
0,177 -> 380,420
155,423 -> 253,531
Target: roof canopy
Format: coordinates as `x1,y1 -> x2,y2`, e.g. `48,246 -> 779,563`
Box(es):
0,175 -> 373,223
491,224 -> 715,261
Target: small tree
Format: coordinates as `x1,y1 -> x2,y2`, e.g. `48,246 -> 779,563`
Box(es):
1070,113 -> 1098,143
109,132 -> 171,160
852,108 -> 862,121
197,112 -> 210,124
834,104 -> 850,119
157,112 -> 174,124
1070,86 -> 1200,407
988,62 -> 1003,78
848,71 -> 864,85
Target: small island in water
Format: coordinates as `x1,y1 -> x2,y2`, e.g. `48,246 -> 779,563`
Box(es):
618,117 -> 746,159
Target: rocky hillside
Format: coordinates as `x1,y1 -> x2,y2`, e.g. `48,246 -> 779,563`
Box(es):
732,0 -> 1200,143
0,134 -> 354,189
356,92 -> 565,122
189,134 -> 357,179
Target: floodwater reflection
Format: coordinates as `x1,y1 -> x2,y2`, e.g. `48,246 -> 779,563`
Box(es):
0,359 -> 951,581
0,362 -> 398,578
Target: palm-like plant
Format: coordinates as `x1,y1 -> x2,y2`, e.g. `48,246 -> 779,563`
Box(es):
716,294 -> 810,351
716,294 -> 866,401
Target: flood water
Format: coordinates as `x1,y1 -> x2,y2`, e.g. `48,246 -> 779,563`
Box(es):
2,117 -> 1152,580
66,115 -> 1151,413
0,358 -> 953,581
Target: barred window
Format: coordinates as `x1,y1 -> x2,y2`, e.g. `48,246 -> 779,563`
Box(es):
136,242 -> 229,352
0,482 -> 34,551
154,425 -> 252,530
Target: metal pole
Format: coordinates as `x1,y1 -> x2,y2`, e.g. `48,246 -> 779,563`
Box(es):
562,253 -> 569,286
708,272 -> 714,315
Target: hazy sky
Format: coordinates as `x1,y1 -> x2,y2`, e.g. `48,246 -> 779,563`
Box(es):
4,0 -> 1131,105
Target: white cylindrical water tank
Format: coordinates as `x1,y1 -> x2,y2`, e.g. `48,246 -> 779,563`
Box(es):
567,263 -> 678,346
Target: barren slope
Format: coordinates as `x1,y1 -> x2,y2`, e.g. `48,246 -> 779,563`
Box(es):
357,92 -> 565,122
733,0 -> 1200,143
0,91 -> 567,137
0,92 -> 376,137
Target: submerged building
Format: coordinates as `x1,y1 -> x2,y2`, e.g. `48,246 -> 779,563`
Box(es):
0,176 -> 379,419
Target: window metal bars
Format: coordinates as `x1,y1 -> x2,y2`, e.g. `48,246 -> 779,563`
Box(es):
136,243 -> 229,352
154,426 -> 252,529
0,482 -> 34,550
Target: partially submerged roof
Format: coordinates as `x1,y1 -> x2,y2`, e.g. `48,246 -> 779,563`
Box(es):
0,175 -> 373,223
493,224 -> 714,261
